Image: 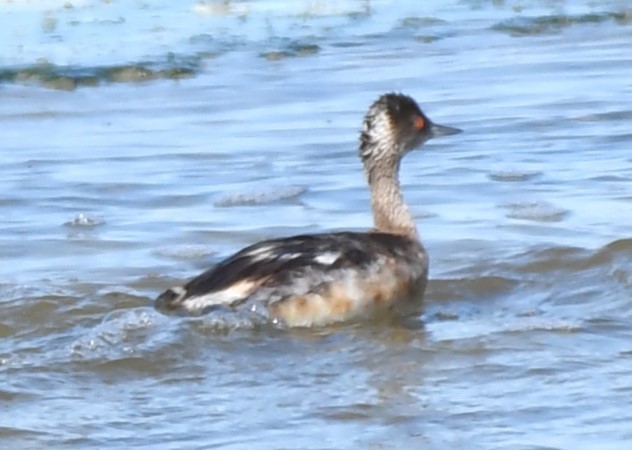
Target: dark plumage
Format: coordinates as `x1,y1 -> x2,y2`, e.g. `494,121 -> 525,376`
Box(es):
155,93 -> 461,327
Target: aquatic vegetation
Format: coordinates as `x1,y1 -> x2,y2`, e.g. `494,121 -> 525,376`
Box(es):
492,11 -> 632,36
0,58 -> 201,90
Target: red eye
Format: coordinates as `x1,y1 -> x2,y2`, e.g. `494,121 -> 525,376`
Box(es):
414,116 -> 425,130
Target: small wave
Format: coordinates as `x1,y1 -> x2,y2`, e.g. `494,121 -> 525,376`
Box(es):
488,170 -> 541,182
69,307 -> 169,361
427,314 -> 583,342
592,239 -> 632,283
513,239 -> 632,276
397,16 -> 447,29
214,185 -> 306,207
575,110 -> 632,122
502,317 -> 583,333
427,275 -> 519,303
599,237 -> 632,254
153,245 -> 215,261
501,200 -> 569,222
63,213 -> 104,228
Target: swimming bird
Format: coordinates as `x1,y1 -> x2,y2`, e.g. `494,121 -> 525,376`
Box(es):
155,93 -> 461,327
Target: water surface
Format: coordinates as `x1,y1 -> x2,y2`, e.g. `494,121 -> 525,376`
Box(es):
1,0 -> 632,449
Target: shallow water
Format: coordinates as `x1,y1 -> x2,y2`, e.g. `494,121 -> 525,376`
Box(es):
1,0 -> 632,448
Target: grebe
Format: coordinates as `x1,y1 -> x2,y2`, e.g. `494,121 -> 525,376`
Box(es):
155,93 -> 461,327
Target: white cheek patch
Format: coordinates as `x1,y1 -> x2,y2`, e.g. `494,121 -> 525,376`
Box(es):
313,252 -> 341,266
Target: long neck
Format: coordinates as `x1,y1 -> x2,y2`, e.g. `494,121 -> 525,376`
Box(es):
366,161 -> 418,239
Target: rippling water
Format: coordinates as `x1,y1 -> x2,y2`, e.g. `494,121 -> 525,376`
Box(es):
1,0 -> 632,448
